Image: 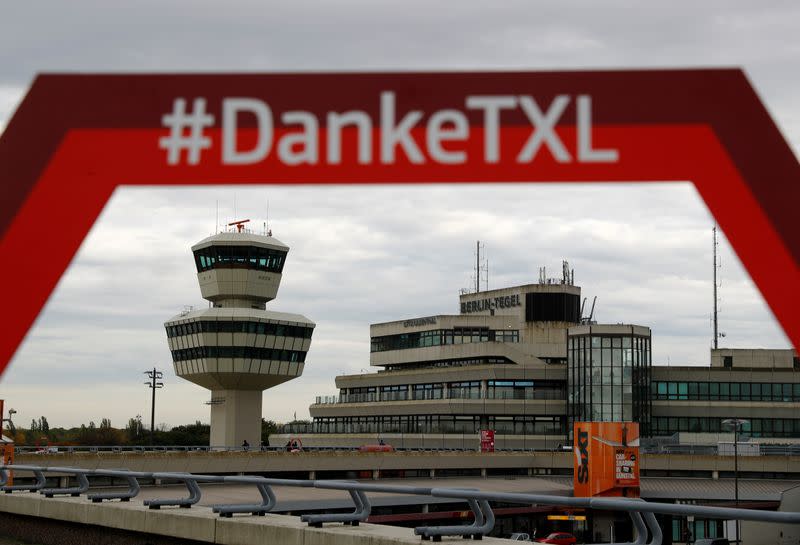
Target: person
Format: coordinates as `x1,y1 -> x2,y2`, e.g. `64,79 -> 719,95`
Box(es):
285,440 -> 292,452
378,438 -> 386,446
242,439 -> 249,451
260,439 -> 268,451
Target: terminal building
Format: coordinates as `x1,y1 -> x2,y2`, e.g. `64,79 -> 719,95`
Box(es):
165,222 -> 315,447
295,265 -> 798,449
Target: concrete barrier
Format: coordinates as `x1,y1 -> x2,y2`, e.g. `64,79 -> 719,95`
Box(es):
0,492 -> 508,545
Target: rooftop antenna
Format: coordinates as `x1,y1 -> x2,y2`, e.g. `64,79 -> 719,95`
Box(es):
580,296 -> 597,324
713,223 -> 724,349
476,241 -> 481,293
215,200 -> 219,235
228,219 -> 251,233
485,252 -> 489,292
474,241 -> 488,293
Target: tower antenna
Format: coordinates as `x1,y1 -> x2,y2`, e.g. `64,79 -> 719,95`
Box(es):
476,241 -> 480,293
215,200 -> 219,234
713,223 -> 722,349
474,241 -> 488,293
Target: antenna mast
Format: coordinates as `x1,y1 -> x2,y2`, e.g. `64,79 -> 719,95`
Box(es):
713,224 -> 719,349
476,241 -> 480,293
474,241 -> 489,293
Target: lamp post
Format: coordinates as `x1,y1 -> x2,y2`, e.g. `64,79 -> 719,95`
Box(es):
722,418 -> 749,545
144,368 -> 164,446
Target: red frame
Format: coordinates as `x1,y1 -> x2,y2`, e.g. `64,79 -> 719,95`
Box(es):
0,70 -> 797,377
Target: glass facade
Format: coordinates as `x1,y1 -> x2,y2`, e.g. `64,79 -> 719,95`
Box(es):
568,327 -> 652,436
170,346 -> 307,362
193,245 -> 287,273
371,328 -> 519,353
333,380 -> 567,404
166,320 -> 313,338
311,415 -> 564,435
652,381 -> 800,402
652,416 -> 800,438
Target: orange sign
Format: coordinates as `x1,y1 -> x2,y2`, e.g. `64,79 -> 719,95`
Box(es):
573,422 -> 640,498
0,399 -> 12,486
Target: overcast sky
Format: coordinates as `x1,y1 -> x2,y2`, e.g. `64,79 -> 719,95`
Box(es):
0,2 -> 797,431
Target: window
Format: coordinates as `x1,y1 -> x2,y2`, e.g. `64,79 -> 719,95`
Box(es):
723,356 -> 733,368
193,245 -> 287,274
371,328 -> 518,352
170,346 -> 307,362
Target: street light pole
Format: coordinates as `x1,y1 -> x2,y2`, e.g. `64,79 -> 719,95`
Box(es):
723,418 -> 748,545
144,368 -> 164,446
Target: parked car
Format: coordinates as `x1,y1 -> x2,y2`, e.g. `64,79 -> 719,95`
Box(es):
535,533 -> 577,545
694,539 -> 730,545
509,533 -> 531,541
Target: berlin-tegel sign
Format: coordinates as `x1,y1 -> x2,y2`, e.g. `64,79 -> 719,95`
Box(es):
0,70 -> 798,377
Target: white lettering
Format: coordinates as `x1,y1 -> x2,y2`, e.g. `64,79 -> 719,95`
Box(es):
380,91 -> 424,164
577,95 -> 619,162
516,95 -> 571,163
214,92 -> 618,168
222,98 -> 273,165
327,111 -> 372,164
278,111 -> 318,165
426,109 -> 468,164
465,96 -> 517,163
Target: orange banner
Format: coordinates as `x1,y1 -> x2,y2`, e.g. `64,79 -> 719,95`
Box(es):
573,422 -> 640,498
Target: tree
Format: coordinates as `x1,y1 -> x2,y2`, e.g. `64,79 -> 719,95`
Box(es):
38,416 -> 49,434
125,415 -> 145,442
261,418 -> 278,437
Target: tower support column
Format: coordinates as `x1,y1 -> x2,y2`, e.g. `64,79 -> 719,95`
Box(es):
210,390 -> 262,448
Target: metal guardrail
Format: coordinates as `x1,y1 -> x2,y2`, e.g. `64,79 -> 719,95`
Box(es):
2,464 -> 800,544
14,443 -> 800,456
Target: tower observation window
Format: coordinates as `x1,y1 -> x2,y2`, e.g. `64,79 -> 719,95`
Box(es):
193,246 -> 287,273
165,321 -> 313,339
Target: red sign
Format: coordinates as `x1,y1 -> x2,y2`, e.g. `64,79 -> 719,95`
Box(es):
0,70 -> 797,376
480,429 -> 495,452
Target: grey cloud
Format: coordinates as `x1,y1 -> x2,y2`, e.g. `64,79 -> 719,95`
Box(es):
0,2 -> 796,428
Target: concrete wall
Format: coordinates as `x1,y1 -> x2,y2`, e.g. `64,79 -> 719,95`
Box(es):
0,492 -> 511,545
15,450 -> 800,478
741,485 -> 800,545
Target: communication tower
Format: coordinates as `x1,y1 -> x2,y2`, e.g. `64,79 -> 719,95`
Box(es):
164,221 -> 315,447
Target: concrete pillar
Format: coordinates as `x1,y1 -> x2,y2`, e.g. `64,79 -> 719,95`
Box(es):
527,467 -> 533,476
712,470 -> 719,480
481,468 -> 487,478
481,379 -> 488,399
422,504 -> 430,513
309,471 -> 316,480
429,469 -> 436,479
372,469 -> 380,480
59,476 -> 69,488
209,389 -> 263,449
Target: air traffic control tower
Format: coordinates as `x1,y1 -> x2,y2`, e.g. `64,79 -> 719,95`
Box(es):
164,221 -> 315,447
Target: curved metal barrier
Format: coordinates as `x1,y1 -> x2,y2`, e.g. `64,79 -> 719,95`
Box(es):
2,463 -> 800,544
